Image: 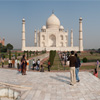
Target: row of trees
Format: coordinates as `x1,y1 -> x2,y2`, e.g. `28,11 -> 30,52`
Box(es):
0,43 -> 13,52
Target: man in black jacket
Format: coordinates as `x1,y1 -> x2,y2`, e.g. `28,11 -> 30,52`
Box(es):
68,51 -> 77,85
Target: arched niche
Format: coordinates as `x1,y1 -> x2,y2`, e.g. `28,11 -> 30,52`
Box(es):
49,34 -> 56,47
60,35 -> 63,40
42,35 -> 45,40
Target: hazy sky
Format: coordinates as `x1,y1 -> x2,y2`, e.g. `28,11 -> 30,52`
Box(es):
0,1 -> 100,49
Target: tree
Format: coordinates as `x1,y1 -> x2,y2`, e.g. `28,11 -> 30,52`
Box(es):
9,50 -> 11,60
0,43 -> 7,53
15,51 -> 17,59
6,43 -> 13,50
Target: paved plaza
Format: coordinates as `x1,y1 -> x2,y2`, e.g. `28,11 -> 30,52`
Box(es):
0,69 -> 100,100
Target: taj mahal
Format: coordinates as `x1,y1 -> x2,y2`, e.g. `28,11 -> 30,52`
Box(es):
22,12 -> 83,51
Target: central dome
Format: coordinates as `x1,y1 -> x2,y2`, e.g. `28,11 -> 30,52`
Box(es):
46,14 -> 60,29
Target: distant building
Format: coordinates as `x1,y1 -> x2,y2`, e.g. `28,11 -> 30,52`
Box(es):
0,38 -> 5,46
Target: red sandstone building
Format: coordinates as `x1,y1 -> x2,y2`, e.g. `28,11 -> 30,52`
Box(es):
0,38 -> 5,46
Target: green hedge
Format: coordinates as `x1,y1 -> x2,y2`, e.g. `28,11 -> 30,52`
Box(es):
49,50 -> 56,66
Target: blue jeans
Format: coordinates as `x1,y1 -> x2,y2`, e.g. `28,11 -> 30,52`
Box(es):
75,68 -> 79,81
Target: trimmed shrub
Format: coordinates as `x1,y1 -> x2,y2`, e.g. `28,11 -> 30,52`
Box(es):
82,57 -> 88,63
30,51 -> 32,57
49,50 -> 56,66
90,51 -> 93,55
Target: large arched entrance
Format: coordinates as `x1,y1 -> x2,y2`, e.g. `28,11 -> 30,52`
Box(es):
49,34 -> 56,47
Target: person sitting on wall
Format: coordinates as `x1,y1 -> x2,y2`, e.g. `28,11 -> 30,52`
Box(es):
93,68 -> 98,77
40,65 -> 44,72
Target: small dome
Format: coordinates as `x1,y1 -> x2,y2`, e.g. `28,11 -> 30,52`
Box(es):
46,14 -> 60,29
42,25 -> 46,30
60,25 -> 64,30
79,17 -> 82,20
22,18 -> 25,21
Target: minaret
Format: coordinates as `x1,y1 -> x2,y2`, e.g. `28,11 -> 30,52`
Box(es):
66,29 -> 68,47
71,29 -> 73,47
34,29 -> 37,46
37,29 -> 40,47
79,17 -> 83,51
22,18 -> 26,51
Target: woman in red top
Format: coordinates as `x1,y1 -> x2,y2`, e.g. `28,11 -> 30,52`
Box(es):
93,68 -> 98,77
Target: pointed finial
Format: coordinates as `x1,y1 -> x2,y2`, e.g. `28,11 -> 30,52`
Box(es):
52,10 -> 54,14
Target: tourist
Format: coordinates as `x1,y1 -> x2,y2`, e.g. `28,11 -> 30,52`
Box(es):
40,65 -> 44,72
17,59 -> 21,72
10,59 -> 12,68
1,58 -> 4,68
21,55 -> 27,75
26,59 -> 29,71
48,60 -> 51,71
93,68 -> 98,77
32,59 -> 36,70
37,59 -> 40,71
96,60 -> 99,71
8,59 -> 11,68
68,51 -> 77,85
15,59 -> 17,69
12,59 -> 15,68
75,53 -> 81,82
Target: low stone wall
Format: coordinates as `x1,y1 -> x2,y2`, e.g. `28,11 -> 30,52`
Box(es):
28,53 -> 49,69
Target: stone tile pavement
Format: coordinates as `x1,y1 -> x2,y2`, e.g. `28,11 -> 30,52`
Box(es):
0,68 -> 100,100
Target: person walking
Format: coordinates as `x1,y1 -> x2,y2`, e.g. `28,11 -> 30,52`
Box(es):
15,59 -> 17,69
1,58 -> 4,68
68,51 -> 77,86
37,59 -> 40,71
17,59 -> 21,72
48,60 -> 51,71
21,55 -> 27,75
8,59 -> 11,68
75,53 -> 81,82
12,59 -> 15,68
96,60 -> 99,71
32,59 -> 35,70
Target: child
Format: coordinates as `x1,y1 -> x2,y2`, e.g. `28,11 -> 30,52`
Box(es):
93,68 -> 98,77
40,65 -> 44,72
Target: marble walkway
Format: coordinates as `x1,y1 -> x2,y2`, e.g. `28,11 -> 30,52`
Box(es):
0,69 -> 100,100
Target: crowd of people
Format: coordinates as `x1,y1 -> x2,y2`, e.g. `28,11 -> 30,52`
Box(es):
0,51 -> 100,85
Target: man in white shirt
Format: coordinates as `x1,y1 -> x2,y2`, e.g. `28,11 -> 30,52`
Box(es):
32,59 -> 35,70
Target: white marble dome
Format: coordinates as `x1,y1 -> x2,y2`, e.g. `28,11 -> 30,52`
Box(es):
42,25 -> 46,30
46,14 -> 60,29
60,25 -> 64,30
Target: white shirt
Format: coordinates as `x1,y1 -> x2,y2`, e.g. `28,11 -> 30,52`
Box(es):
37,60 -> 40,64
33,61 -> 35,64
8,60 -> 10,63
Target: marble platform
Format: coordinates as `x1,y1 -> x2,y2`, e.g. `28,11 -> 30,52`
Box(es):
0,69 -> 100,100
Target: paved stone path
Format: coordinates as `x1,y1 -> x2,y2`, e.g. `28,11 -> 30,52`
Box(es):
0,69 -> 100,100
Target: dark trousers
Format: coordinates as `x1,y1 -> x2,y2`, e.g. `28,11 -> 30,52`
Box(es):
48,65 -> 50,71
2,63 -> 4,68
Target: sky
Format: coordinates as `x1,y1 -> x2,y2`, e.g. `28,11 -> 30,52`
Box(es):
0,0 -> 100,49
